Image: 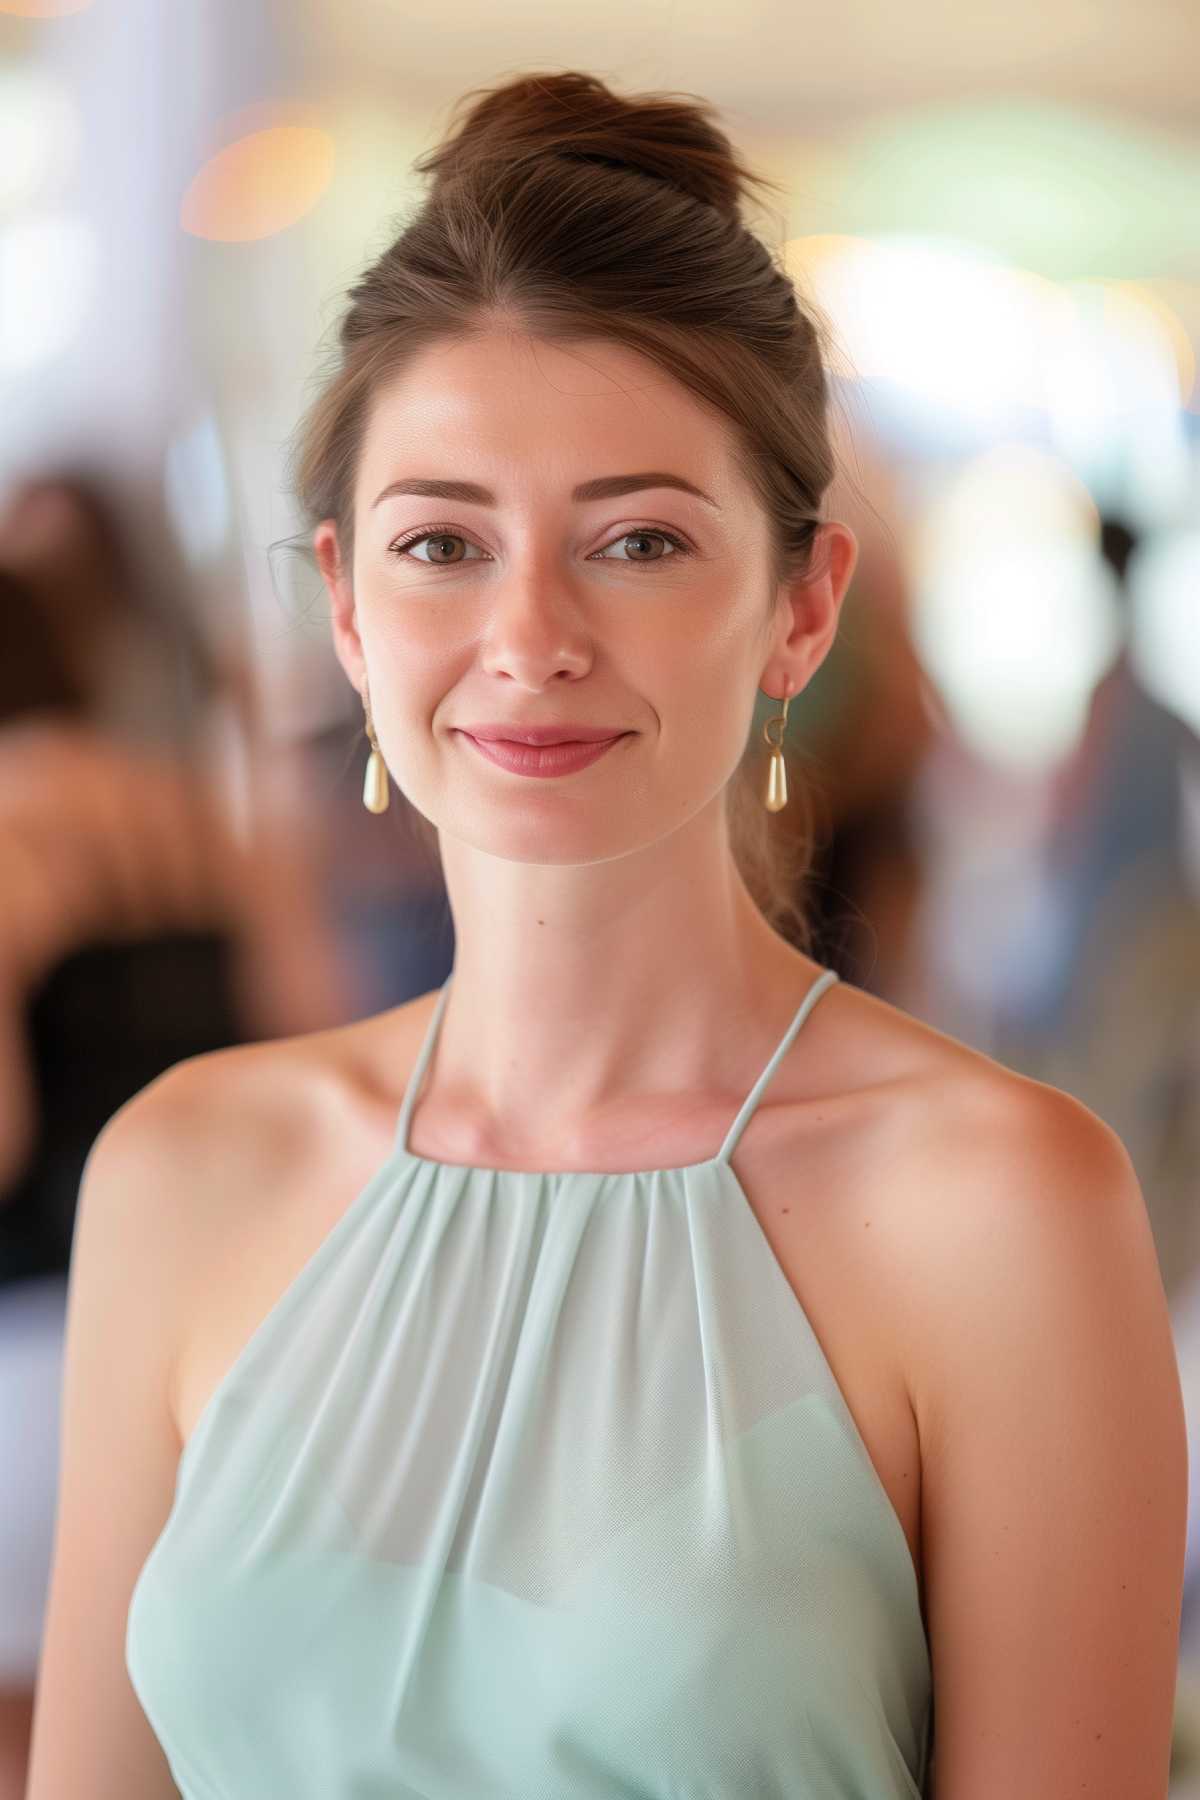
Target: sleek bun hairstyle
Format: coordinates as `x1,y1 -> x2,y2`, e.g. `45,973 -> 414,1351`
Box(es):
289,70 -> 841,949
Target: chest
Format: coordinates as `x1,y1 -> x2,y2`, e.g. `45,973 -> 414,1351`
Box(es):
173,1096 -> 927,1641
151,1099 -> 933,1800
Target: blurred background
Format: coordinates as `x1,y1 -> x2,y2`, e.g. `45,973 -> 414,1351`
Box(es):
0,0 -> 1197,1792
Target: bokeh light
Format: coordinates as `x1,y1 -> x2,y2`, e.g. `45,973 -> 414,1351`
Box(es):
0,65 -> 80,209
0,0 -> 93,15
909,444 -> 1120,773
1128,526 -> 1200,737
0,210 -> 96,374
789,233 -> 1055,430
181,123 -> 335,242
1044,279 -> 1194,523
164,410 -> 234,570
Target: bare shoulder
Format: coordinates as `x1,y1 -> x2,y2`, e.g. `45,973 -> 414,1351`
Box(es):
892,1038 -> 1163,1434
855,976 -> 1144,1256
813,976 -> 1151,1392
838,996 -> 1186,1792
107,994 -> 428,1178
817,972 -> 1126,1180
104,998 -> 431,1422
841,975 -> 1180,1443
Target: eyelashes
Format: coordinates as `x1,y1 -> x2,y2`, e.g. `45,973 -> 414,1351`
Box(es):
386,524 -> 694,568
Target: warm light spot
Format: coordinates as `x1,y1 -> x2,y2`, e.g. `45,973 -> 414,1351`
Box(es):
181,126 -> 334,243
783,232 -> 864,282
0,0 -> 92,13
782,233 -> 865,380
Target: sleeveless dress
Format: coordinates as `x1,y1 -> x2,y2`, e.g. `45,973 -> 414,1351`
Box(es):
126,965 -> 934,1798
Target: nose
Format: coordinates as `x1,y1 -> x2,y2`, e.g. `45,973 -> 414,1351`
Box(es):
478,557 -> 593,686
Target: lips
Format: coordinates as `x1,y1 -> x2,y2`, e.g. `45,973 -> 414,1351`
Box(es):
462,725 -> 627,745
460,731 -> 629,777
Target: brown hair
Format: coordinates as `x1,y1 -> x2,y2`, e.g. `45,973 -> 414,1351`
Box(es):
287,69 -> 842,950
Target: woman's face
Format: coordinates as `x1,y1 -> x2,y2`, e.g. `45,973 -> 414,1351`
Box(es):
320,327 -> 807,867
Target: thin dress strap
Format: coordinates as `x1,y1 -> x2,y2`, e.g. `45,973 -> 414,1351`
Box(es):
394,973 -> 455,1155
394,965 -> 841,1167
713,966 -> 840,1166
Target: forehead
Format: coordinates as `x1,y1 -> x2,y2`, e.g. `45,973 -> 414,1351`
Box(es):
355,329 -> 741,504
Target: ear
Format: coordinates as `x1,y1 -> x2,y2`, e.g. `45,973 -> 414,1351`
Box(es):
770,520 -> 858,693
314,520 -> 365,696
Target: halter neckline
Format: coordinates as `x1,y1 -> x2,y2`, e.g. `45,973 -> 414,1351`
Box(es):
392,966 -> 841,1181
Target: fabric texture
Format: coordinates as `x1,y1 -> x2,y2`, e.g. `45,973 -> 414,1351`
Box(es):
127,964 -> 933,1798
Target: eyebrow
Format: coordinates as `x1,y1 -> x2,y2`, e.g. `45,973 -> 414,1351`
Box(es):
370,471 -> 719,510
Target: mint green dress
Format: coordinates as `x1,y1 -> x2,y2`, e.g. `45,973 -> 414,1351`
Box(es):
127,964 -> 933,1797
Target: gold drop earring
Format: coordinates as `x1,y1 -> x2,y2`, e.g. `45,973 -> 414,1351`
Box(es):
762,676 -> 792,813
361,683 -> 390,814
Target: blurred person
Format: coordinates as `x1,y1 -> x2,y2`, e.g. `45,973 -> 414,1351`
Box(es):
0,478 -> 351,1797
992,514 -> 1200,1305
776,447 -> 936,997
300,702 -> 456,1013
26,72 -> 1186,1800
1018,513 -> 1200,1711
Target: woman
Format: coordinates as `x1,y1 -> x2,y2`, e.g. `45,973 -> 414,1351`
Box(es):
28,72 -> 1185,1799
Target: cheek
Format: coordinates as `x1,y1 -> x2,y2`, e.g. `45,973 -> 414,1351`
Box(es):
355,661 -> 432,790
664,629 -> 760,744
358,605 -> 456,714
645,665 -> 761,814
687,712 -> 757,801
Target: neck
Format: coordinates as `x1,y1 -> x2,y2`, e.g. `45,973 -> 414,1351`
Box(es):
415,806 -> 819,1163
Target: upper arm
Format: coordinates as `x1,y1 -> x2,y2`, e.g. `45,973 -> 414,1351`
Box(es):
25,1058 -> 219,1800
909,1083 -> 1187,1800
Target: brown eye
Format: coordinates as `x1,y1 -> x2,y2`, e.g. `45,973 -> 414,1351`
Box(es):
593,528 -> 690,564
389,531 -> 484,564
425,535 -> 465,563
388,525 -> 691,569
